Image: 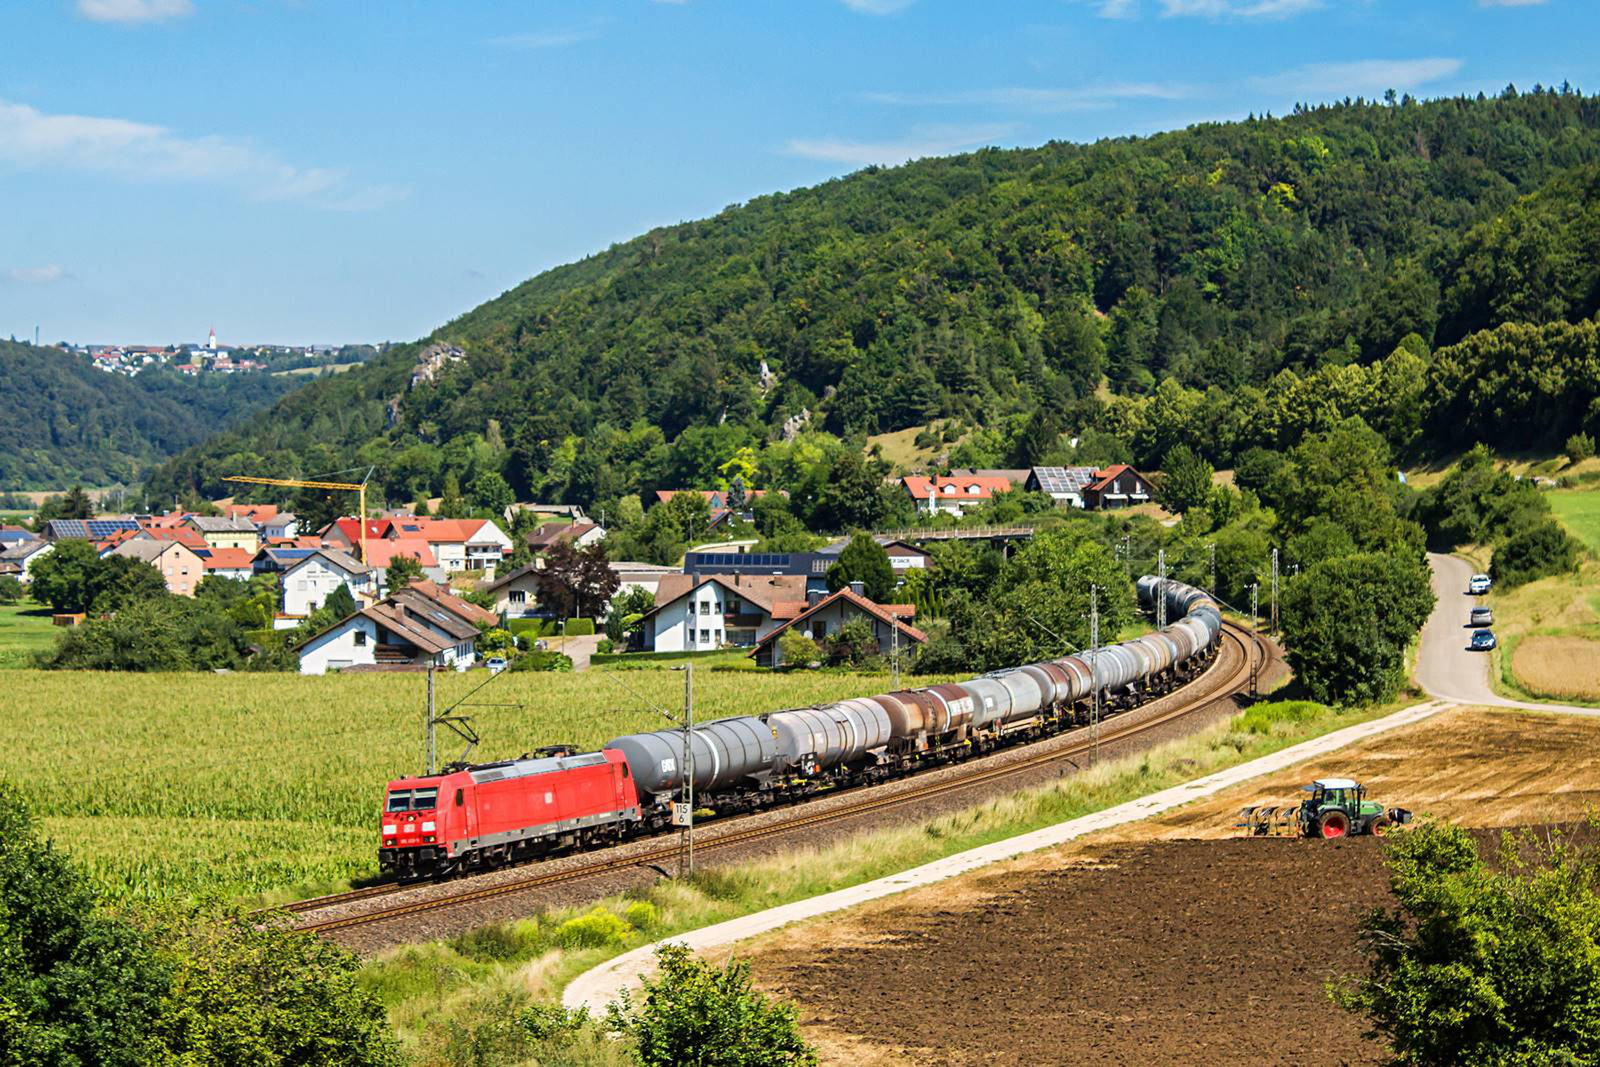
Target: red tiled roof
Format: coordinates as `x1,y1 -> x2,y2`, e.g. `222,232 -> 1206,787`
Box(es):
1085,464 -> 1141,493
200,547 -> 257,571
222,503 -> 278,522
363,538 -> 437,568
902,474 -> 1015,501
144,527 -> 209,549
407,579 -> 499,627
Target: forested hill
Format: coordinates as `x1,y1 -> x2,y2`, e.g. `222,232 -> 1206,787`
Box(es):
0,341 -> 296,489
147,88 -> 1600,511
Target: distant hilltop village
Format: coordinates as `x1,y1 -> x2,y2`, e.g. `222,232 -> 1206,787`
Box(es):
45,328 -> 385,378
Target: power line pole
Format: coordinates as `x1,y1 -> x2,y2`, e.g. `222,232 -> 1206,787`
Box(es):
1270,548 -> 1280,635
1089,584 -> 1101,764
424,660 -> 437,775
1207,541 -> 1217,595
1251,582 -> 1260,635
679,662 -> 695,878
891,613 -> 900,690
1156,548 -> 1168,630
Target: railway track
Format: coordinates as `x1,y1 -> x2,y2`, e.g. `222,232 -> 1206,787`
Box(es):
293,622 -> 1265,936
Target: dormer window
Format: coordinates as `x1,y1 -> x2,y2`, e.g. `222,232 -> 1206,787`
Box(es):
967,484 -> 980,494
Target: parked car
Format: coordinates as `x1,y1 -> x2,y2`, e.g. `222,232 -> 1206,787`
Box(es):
1470,629 -> 1497,651
1468,573 -> 1493,595
1469,607 -> 1494,627
485,656 -> 509,674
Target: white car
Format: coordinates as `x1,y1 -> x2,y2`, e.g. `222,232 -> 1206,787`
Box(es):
485,656 -> 509,674
1468,574 -> 1492,595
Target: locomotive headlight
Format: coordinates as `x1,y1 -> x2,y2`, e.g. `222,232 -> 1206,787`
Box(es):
421,821 -> 435,832
382,824 -> 397,835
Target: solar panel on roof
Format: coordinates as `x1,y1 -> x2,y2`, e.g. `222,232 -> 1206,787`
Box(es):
1031,467 -> 1095,494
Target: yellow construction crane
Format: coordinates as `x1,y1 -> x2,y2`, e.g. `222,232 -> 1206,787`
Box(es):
221,471 -> 373,563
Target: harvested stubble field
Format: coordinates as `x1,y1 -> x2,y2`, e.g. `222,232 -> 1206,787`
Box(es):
0,667 -> 947,902
1512,634 -> 1600,702
733,706 -> 1600,1066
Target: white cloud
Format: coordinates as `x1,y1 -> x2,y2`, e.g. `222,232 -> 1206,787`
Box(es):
0,97 -> 405,210
866,82 -> 1194,112
840,0 -> 916,13
1160,0 -> 1321,16
783,123 -> 1016,166
1096,0 -> 1139,16
1254,57 -> 1463,97
489,28 -> 601,49
76,0 -> 193,24
3,265 -> 68,285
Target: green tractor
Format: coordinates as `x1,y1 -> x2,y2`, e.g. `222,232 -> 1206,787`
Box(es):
1238,778 -> 1412,839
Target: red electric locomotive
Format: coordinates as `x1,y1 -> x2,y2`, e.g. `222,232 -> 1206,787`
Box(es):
379,749 -> 642,878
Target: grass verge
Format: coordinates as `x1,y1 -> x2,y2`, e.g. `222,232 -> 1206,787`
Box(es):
361,690 -> 1411,1064
0,599 -> 57,669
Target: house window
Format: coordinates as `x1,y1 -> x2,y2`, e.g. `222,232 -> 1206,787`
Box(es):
354,630 -> 367,646
725,597 -> 741,614
700,601 -> 711,615
510,590 -> 527,604
700,629 -> 710,644
813,620 -> 828,639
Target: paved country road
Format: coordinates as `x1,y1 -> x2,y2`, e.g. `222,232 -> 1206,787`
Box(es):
1417,553 -> 1598,717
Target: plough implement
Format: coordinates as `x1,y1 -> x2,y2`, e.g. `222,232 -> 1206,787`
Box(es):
1237,778 -> 1412,839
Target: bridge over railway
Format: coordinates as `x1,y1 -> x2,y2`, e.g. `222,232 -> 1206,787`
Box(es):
879,524 -> 1037,544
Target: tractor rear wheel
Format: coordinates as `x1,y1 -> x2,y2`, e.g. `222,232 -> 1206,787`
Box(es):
1369,815 -> 1392,836
1318,810 -> 1350,839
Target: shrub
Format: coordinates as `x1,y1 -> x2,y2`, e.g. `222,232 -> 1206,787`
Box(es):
823,617 -> 878,667
564,617 -> 596,636
623,900 -> 658,932
1334,820 -> 1600,1064
1568,431 -> 1596,463
777,630 -> 821,669
1491,517 -> 1580,588
610,943 -> 816,1067
555,906 -> 633,949
0,785 -> 169,1066
0,574 -> 23,603
509,650 -> 573,672
1236,699 -> 1325,735
449,919 -> 542,962
596,637 -> 614,654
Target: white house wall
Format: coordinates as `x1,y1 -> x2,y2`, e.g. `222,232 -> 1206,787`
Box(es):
298,616 -> 378,675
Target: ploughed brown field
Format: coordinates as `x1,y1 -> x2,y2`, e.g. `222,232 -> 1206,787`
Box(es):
732,707 -> 1600,1065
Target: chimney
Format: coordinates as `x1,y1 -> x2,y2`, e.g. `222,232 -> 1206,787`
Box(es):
848,580 -> 865,597
807,588 -> 825,606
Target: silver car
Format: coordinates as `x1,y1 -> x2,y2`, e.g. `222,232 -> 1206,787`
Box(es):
1469,607 -> 1493,627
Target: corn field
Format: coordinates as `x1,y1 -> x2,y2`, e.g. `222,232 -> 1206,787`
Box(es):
0,666 -> 941,902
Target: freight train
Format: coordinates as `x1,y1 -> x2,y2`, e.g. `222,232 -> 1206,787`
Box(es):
378,576 -> 1223,878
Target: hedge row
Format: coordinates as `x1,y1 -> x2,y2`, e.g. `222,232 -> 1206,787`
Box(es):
506,618 -> 597,638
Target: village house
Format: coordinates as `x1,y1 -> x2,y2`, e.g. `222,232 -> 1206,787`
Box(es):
279,548 -> 376,617
260,512 -> 300,539
816,535 -> 930,573
1024,465 -> 1156,510
198,547 -> 258,582
184,514 -> 261,553
524,519 -> 606,553
750,585 -> 925,669
0,539 -> 52,583
110,538 -> 204,597
296,580 -> 496,675
636,573 -> 808,653
1081,464 -> 1155,510
322,516 -> 511,577
901,472 -> 1018,517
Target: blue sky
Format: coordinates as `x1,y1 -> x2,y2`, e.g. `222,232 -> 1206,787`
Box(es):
0,0 -> 1593,345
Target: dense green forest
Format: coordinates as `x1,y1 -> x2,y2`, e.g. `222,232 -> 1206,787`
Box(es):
0,341 -> 296,489
145,88 -> 1600,517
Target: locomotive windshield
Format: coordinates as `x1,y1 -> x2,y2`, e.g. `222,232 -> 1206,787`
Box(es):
385,788 -> 439,812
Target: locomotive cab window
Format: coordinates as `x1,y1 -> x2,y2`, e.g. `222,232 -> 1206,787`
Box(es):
454,788 -> 464,806
412,788 -> 439,810
385,790 -> 412,813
